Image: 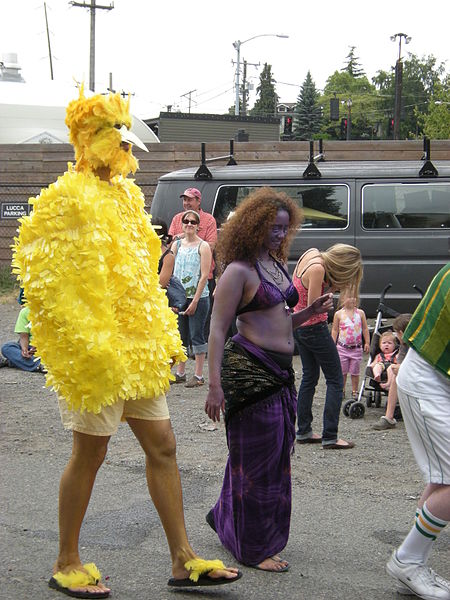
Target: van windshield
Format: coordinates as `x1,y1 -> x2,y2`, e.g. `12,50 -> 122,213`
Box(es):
213,184 -> 349,230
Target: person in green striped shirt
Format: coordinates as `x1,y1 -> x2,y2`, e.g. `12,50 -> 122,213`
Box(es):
385,263 -> 450,600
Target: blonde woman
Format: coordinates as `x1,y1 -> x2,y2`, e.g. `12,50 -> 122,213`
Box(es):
293,244 -> 363,449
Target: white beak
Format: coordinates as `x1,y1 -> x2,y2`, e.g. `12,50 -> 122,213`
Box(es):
118,125 -> 148,152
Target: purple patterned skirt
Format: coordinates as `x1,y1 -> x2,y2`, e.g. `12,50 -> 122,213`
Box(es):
210,334 -> 296,565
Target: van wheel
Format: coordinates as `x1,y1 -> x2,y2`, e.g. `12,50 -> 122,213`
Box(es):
343,399 -> 354,417
349,402 -> 365,419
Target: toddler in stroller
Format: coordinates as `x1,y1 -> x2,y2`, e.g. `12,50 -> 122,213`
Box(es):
373,313 -> 412,430
369,331 -> 399,384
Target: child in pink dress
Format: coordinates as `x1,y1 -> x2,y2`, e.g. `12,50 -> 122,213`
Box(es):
332,295 -> 370,399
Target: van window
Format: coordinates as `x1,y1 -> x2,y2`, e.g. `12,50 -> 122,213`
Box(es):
362,183 -> 450,229
213,184 -> 349,230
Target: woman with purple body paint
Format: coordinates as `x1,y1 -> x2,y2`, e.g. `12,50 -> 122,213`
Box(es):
204,188 -> 333,572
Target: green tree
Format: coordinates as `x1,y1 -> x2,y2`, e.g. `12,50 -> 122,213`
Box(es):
320,70 -> 378,139
342,46 -> 365,78
293,71 -> 322,140
250,63 -> 278,117
417,78 -> 450,139
373,53 -> 447,138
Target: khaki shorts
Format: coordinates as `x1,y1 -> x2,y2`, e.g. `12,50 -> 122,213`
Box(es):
59,394 -> 170,436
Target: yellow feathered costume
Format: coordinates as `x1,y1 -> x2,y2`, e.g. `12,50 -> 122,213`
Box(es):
12,88 -> 185,414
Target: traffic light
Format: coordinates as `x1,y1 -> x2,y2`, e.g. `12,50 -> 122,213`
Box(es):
340,118 -> 347,139
330,98 -> 339,121
284,116 -> 293,135
388,117 -> 394,138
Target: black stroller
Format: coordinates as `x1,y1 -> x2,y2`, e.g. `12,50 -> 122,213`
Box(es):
342,283 -> 422,420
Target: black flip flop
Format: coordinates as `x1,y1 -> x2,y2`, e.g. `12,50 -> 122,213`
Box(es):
296,436 -> 322,444
168,570 -> 242,587
205,509 -> 217,532
48,577 -> 110,599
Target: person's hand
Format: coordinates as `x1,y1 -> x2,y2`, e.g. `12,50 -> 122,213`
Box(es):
390,363 -> 399,375
205,384 -> 225,422
310,292 -> 334,314
364,343 -> 370,353
183,299 -> 198,316
22,347 -> 33,359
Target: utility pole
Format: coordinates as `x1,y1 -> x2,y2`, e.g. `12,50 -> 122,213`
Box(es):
390,32 -> 411,140
181,89 -> 197,113
240,59 -> 259,116
69,0 -> 114,92
43,2 -> 54,80
346,98 -> 352,141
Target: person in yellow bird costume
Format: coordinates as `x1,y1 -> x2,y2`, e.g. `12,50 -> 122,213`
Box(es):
12,87 -> 241,599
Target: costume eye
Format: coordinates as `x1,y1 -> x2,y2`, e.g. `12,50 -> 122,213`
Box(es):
114,124 -> 122,130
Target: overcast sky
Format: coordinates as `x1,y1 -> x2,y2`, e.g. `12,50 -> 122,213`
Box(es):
1,0 -> 449,118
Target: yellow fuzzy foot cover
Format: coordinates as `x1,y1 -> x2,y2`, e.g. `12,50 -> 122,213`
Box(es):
49,562 -> 110,598
185,558 -> 226,582
167,557 -> 242,588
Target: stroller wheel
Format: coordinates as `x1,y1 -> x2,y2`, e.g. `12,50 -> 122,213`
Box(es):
343,399 -> 354,417
366,392 -> 374,407
374,390 -> 382,407
349,402 -> 365,419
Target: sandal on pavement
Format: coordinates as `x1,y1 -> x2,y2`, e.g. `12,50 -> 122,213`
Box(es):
48,563 -> 110,598
168,558 -> 242,587
323,440 -> 355,450
296,435 -> 322,444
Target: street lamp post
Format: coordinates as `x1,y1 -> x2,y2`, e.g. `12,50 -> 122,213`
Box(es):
233,34 -> 288,116
390,32 -> 411,140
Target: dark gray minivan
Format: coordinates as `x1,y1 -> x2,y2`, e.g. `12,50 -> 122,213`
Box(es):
150,150 -> 450,316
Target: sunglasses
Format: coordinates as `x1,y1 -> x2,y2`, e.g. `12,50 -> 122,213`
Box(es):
182,219 -> 199,225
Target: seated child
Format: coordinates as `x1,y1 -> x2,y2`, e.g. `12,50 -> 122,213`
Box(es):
0,306 -> 46,373
373,313 -> 412,430
369,331 -> 398,383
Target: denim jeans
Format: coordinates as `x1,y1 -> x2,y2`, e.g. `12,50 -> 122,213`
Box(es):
178,296 -> 210,355
1,341 -> 41,372
294,322 -> 344,444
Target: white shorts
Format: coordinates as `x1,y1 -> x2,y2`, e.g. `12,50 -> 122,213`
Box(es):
59,394 -> 170,436
397,350 -> 450,485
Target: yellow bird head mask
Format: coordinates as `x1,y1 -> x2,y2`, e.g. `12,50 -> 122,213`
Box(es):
65,86 -> 147,178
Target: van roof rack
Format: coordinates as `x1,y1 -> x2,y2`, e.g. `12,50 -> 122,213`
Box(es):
302,140 -> 323,178
419,137 -> 438,178
194,137 -> 439,180
194,140 -> 237,180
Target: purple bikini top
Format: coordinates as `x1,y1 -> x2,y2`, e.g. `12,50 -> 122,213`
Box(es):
236,260 -> 299,316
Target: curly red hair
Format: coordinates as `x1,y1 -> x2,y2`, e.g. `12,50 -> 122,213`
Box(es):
216,187 -> 303,272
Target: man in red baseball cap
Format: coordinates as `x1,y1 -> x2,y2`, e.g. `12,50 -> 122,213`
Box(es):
169,188 -> 217,252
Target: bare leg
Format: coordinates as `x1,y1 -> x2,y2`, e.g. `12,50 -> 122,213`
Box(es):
418,483 -> 450,519
372,363 -> 383,382
342,374 -> 347,396
384,373 -> 398,420
176,360 -> 186,377
127,417 -> 239,581
351,374 -> 359,396
54,431 -> 111,594
194,352 -> 205,378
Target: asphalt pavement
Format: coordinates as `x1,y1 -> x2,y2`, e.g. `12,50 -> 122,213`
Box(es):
0,297 -> 448,600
